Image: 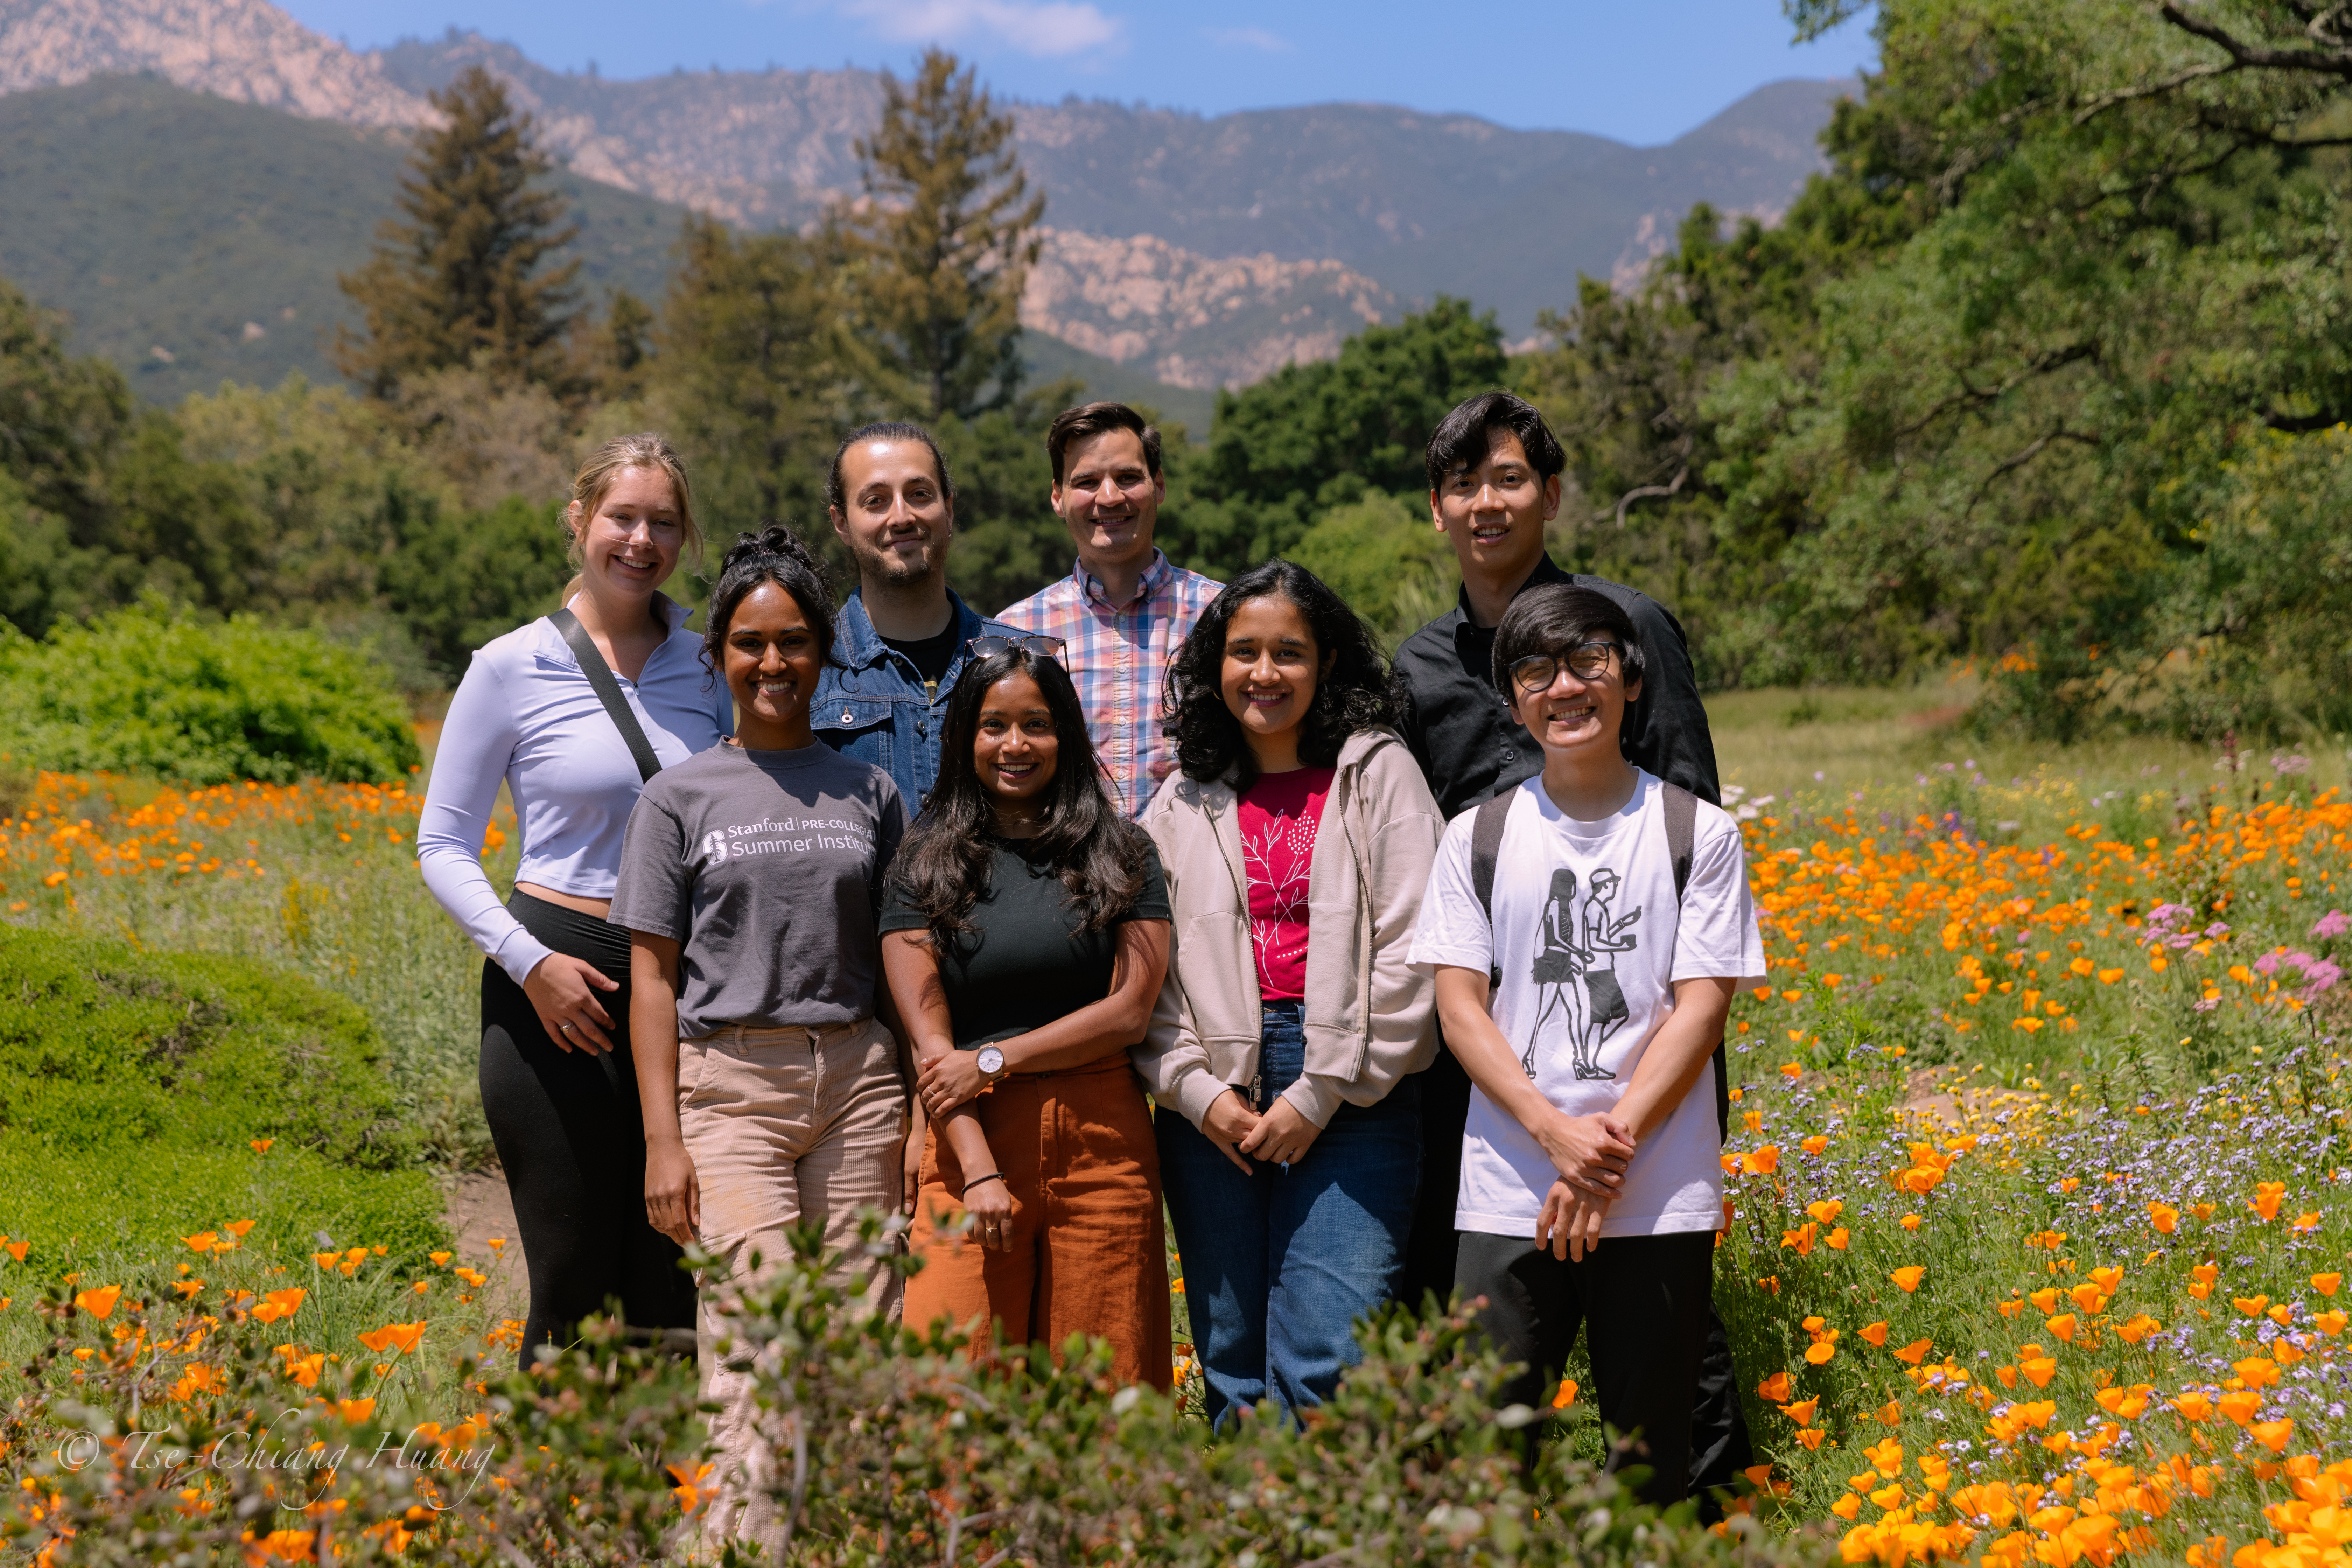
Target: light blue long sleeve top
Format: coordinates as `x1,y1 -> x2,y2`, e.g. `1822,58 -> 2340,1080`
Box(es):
416,598 -> 731,986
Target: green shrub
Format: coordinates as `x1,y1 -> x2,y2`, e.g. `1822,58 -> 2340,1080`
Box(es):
0,599 -> 422,783
1289,488 -> 1459,645
379,492 -> 574,678
0,925 -> 441,1255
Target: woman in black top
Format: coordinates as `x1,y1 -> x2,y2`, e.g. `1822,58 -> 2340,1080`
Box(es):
880,643 -> 1173,1386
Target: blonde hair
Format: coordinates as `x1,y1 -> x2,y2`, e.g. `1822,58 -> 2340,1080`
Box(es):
561,432 -> 702,603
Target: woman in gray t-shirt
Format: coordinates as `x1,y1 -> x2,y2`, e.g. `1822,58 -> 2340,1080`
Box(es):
610,525 -> 906,1559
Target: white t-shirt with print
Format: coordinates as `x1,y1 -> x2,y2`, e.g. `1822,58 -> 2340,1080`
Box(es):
1408,769 -> 1764,1240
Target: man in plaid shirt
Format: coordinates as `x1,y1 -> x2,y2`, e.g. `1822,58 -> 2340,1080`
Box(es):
997,402 -> 1222,818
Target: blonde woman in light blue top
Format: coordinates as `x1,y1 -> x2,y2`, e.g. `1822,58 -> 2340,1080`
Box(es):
415,432 -> 729,1360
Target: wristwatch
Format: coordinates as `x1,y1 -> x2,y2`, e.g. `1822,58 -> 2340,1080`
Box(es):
975,1044 -> 1007,1082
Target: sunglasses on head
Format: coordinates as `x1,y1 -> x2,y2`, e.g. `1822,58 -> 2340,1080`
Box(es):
967,635 -> 1067,664
1507,640 -> 1623,694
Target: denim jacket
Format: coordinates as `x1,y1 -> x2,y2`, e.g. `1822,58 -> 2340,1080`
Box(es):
812,588 -> 1025,813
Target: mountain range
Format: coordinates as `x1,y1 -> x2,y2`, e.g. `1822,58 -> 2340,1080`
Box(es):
0,0 -> 1853,402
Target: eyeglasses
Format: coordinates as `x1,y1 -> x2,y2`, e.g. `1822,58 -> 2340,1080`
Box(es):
967,635 -> 1068,664
1507,641 -> 1623,694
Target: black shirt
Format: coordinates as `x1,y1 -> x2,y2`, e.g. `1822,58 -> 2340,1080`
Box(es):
878,838 -> 1172,1048
878,621 -> 964,696
1392,555 -> 1721,819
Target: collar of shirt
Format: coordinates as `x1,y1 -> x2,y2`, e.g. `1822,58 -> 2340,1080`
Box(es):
1446,552 -> 1574,652
1075,548 -> 1174,613
833,587 -> 992,670
533,592 -> 696,670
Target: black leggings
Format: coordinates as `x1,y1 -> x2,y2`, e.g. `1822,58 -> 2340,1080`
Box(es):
479,889 -> 696,1362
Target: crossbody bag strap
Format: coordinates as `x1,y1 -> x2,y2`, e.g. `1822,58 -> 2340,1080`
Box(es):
550,607 -> 664,784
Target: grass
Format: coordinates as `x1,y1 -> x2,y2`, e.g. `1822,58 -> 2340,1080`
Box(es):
1710,677 -> 2352,822
0,768 -> 499,1172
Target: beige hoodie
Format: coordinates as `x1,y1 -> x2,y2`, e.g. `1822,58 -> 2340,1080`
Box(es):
1135,727 -> 1442,1130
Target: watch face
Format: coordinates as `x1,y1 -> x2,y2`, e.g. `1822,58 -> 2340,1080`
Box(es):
976,1045 -> 1005,1076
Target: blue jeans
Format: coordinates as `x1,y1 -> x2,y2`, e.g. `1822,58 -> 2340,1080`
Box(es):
1156,1000 -> 1421,1426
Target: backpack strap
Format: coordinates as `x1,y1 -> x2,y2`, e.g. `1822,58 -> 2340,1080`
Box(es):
1469,790 -> 1514,990
1659,781 -> 1730,1146
551,607 -> 664,784
1663,780 -> 1697,902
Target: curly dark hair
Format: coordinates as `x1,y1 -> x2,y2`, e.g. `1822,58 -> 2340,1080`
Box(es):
1165,559 -> 1400,790
892,648 -> 1153,936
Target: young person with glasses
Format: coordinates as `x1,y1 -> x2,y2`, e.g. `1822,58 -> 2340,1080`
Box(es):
415,432 -> 719,1364
997,402 -> 1221,817
1138,561 -> 1443,1424
814,421 -> 1028,812
881,639 -> 1175,1386
610,527 -> 909,1558
1391,391 -> 1754,1507
1407,584 -> 1762,1505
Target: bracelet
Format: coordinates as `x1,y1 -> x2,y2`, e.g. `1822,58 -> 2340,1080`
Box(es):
960,1172 -> 1006,1196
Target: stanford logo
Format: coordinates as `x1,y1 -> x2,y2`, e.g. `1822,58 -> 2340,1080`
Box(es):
700,830 -> 728,864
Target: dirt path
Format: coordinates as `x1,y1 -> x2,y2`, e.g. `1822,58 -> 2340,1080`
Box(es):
438,1168 -> 528,1324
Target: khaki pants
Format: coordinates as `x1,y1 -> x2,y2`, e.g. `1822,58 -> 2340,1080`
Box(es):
679,1015 -> 907,1555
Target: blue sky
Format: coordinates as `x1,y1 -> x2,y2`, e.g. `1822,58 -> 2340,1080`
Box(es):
285,1 -> 1878,146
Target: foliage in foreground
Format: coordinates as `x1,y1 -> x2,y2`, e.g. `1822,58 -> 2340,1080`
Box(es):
0,601 -> 422,785
0,923 -> 443,1257
1,1219 -> 1825,1568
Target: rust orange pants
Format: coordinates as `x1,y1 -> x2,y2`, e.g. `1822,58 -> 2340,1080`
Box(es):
905,1053 -> 1171,1388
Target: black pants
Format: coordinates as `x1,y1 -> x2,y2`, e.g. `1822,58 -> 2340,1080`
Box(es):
1456,1228 -> 1714,1506
1398,1048 -> 1752,1507
479,889 -> 696,1363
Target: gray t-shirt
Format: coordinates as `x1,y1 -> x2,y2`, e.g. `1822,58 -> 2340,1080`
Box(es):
610,741 -> 906,1038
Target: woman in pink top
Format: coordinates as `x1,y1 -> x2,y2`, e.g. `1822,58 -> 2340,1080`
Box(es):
1136,561 -> 1443,1424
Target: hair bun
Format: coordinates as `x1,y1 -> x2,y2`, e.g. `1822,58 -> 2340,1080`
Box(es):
719,524 -> 831,601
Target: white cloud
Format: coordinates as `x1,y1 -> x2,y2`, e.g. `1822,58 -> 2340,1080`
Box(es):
833,0 -> 1126,58
1204,26 -> 1290,53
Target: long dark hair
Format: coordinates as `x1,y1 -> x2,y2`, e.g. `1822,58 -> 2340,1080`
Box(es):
893,649 -> 1152,935
701,524 -> 835,687
1166,559 -> 1400,789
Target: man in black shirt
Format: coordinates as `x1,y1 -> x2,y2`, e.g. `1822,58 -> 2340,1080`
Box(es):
1394,391 -> 1749,1507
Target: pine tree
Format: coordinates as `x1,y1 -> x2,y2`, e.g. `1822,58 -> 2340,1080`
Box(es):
655,218 -> 840,529
839,49 -> 1044,421
335,66 -> 581,398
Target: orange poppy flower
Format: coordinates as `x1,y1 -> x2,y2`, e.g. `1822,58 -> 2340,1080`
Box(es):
2215,1390 -> 2263,1427
72,1284 -> 122,1320
1890,1266 -> 1925,1292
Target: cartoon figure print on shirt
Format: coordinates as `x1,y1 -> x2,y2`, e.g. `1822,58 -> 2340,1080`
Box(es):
1526,864 -> 1641,1081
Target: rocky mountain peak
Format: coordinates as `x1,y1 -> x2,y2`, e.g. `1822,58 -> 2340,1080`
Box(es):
0,0 -> 432,126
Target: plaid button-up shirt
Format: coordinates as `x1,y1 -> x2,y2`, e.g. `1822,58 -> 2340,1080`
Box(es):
997,549 -> 1222,818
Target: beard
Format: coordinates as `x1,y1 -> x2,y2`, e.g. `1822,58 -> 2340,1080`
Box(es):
852,527 -> 941,587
